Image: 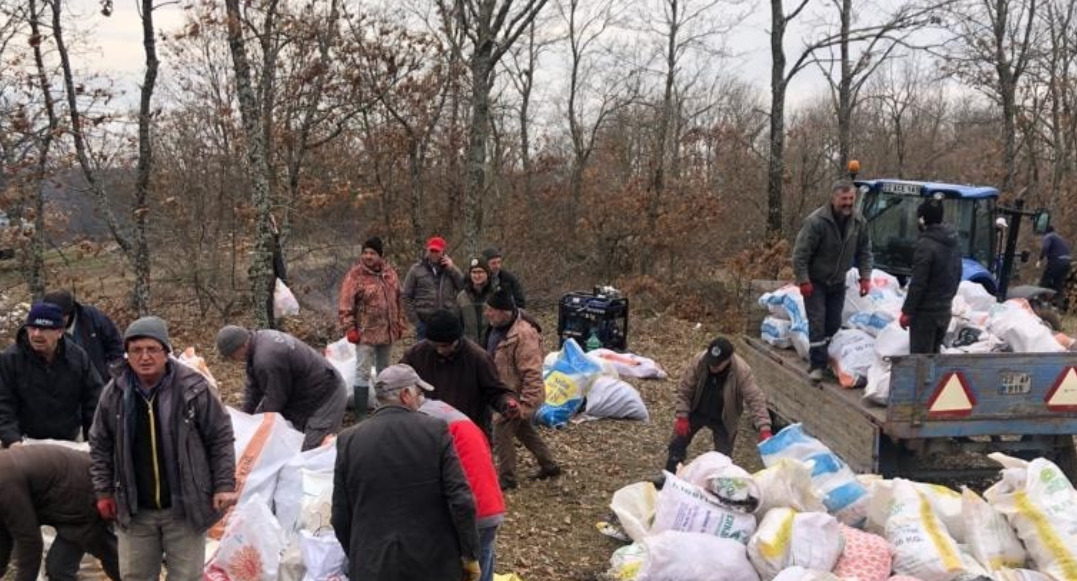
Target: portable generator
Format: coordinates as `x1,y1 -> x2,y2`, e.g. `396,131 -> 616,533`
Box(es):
557,286 -> 629,351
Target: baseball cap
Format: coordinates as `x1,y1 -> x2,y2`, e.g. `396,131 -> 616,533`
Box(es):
706,337 -> 735,366
426,236 -> 447,252
374,364 -> 434,396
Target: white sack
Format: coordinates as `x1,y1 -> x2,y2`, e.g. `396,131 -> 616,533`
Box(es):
747,508 -> 844,581
588,348 -> 668,379
884,479 -> 977,581
584,376 -> 649,421
610,482 -> 658,543
752,458 -> 827,515
962,487 -> 1027,573
651,471 -> 756,543
637,531 -> 759,581
987,299 -> 1064,353
299,530 -> 348,581
759,285 -> 811,359
205,495 -> 286,581
827,329 -> 876,388
762,317 -> 794,349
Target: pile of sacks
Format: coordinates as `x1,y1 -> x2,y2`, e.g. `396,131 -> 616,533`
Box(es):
535,339 -> 656,427
759,269 -> 1076,405
605,423 -> 1077,581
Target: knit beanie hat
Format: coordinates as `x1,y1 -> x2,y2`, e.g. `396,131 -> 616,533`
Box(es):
467,256 -> 491,276
41,290 -> 75,316
481,247 -> 502,261
215,325 -> 251,358
487,287 -> 516,311
425,310 -> 463,342
918,199 -> 944,226
706,336 -> 735,366
363,237 -> 384,257
124,316 -> 172,353
26,302 -> 65,329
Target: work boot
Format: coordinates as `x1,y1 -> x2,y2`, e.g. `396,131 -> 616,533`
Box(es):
808,368 -> 825,382
499,476 -> 518,491
529,464 -> 562,481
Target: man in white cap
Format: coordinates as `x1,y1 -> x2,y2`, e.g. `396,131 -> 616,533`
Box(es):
332,364 -> 481,581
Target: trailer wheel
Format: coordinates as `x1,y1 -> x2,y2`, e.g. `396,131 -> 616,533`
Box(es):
1054,439 -> 1077,486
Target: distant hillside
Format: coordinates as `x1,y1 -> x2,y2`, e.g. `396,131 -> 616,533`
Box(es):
41,168 -> 134,243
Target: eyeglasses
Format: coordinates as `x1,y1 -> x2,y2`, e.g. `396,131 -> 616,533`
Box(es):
128,347 -> 164,357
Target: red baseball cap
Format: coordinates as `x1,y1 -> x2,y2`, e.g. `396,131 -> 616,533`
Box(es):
426,236 -> 446,252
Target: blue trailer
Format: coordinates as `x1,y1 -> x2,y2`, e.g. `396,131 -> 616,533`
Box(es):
741,171 -> 1076,483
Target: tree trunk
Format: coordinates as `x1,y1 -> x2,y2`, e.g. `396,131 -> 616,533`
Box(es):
836,0 -> 852,173
463,48 -> 494,258
224,0 -> 275,328
28,0 -> 57,300
767,0 -> 787,238
132,0 -> 158,315
519,22 -> 536,198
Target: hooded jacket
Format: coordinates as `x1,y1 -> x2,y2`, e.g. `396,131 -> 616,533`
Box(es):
89,361 -> 236,532
0,329 -> 103,447
402,258 -> 466,324
337,261 -> 407,345
793,203 -> 873,287
902,222 -> 963,315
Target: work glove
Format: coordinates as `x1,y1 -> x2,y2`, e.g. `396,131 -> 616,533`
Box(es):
346,328 -> 362,344
462,559 -> 481,581
502,398 -> 522,420
899,312 -> 910,330
859,278 -> 871,297
96,497 -> 117,521
799,282 -> 814,298
759,428 -> 773,443
674,416 -> 690,438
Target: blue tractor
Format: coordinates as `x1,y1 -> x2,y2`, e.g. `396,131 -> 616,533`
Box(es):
853,173 -> 1051,302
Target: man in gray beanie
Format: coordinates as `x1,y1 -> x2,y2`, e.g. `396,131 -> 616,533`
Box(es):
89,316 -> 237,581
216,325 -> 347,450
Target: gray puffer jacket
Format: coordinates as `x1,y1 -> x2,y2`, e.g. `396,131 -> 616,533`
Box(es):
402,259 -> 465,323
793,203 -> 873,287
89,361 -> 236,532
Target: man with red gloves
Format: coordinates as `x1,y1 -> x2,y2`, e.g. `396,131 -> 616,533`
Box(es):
899,199 -> 962,354
338,236 -> 407,418
792,180 -> 874,382
665,337 -> 772,474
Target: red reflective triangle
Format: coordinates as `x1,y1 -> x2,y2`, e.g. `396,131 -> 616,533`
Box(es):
1045,367 -> 1077,412
926,371 -> 976,418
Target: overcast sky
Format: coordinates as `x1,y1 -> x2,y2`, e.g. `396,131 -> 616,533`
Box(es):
73,0 -> 850,111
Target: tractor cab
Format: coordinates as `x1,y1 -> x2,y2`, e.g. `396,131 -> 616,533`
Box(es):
855,179 -> 1001,293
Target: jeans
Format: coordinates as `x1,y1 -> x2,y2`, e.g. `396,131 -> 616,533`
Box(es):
478,524 -> 498,581
354,343 -> 392,420
493,416 -> 557,483
804,282 -> 846,370
665,416 -> 733,473
909,310 -> 951,354
117,509 -> 205,581
45,526 -> 121,581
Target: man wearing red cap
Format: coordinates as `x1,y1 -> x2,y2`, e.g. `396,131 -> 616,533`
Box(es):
402,236 -> 466,340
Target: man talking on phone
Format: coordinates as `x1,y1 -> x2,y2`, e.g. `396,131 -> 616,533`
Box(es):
403,236 -> 466,340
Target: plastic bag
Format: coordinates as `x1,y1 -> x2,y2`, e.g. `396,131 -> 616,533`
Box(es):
205,495 -> 286,581
536,339 -> 602,428
772,567 -> 843,581
863,359 -> 891,407
962,487 -> 1026,573
762,317 -> 793,349
747,508 -> 844,581
637,531 -> 759,581
299,530 -> 347,581
324,339 -> 375,410
987,299 -> 1064,353
833,524 -> 892,581
759,424 -> 869,526
610,482 -> 658,543
758,285 -> 811,359
275,439 -> 337,535
677,452 -> 761,514
588,348 -> 668,379
983,454 -> 1077,581
957,281 -> 998,313
884,479 -> 976,581
753,458 -> 826,515
584,376 -> 649,421
608,543 -> 646,580
828,329 -> 876,388
651,471 -> 757,543
274,278 -> 300,318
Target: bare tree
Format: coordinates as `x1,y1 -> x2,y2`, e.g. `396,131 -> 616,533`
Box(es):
435,0 -> 551,256
26,0 -> 58,298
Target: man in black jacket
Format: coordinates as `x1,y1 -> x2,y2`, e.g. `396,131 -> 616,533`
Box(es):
332,364 -> 480,581
42,290 -> 124,380
0,303 -> 103,448
482,247 -> 526,309
899,199 -> 963,354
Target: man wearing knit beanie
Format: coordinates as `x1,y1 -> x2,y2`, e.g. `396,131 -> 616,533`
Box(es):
481,247 -> 527,308
338,235 -> 406,419
400,309 -> 521,437
216,325 -> 347,450
899,198 -> 962,353
483,289 -> 559,489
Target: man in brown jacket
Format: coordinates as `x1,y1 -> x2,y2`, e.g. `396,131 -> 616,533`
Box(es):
402,236 -> 466,340
484,288 -> 560,490
0,445 -> 120,581
338,236 -> 407,417
665,337 -> 773,474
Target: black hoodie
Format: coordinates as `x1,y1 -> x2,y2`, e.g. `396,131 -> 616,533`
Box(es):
902,223 -> 963,315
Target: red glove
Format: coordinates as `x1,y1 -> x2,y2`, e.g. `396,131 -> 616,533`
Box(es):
899,312 -> 911,329
759,428 -> 773,443
346,328 -> 361,344
96,497 -> 116,521
502,398 -> 521,420
799,282 -> 814,298
859,279 -> 871,297
674,416 -> 690,438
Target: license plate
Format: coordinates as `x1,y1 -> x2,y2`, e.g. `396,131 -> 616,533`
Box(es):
880,182 -> 921,195
999,371 -> 1032,395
